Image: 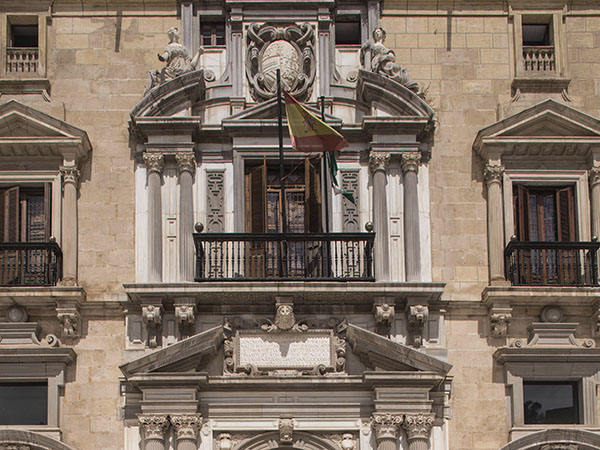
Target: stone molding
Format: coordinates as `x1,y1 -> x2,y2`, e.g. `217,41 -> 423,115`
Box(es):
590,166 -> 600,187
372,413 -> 403,441
60,166 -> 80,186
539,445 -> 579,450
400,152 -> 421,174
402,413 -> 435,443
138,414 -> 170,442
369,152 -> 390,174
171,414 -> 202,442
484,164 -> 504,186
176,153 -> 196,175
143,153 -> 164,175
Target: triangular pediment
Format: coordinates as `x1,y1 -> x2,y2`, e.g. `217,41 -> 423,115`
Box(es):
223,97 -> 343,126
474,99 -> 600,162
0,100 -> 91,161
120,323 -> 451,378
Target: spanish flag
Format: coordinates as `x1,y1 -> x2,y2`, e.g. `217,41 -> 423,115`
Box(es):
284,91 -> 348,153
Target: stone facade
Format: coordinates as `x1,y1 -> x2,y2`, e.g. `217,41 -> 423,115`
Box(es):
0,1 -> 598,450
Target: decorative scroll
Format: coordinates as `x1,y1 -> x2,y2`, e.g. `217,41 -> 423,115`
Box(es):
341,170 -> 360,232
206,171 -> 225,232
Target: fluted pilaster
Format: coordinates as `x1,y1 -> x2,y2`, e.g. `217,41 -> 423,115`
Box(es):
144,153 -> 164,282
372,413 -> 403,450
369,152 -> 390,281
402,414 -> 434,450
484,165 -> 506,285
401,152 -> 421,282
171,414 -> 202,450
60,165 -> 80,285
176,153 -> 196,281
138,414 -> 169,450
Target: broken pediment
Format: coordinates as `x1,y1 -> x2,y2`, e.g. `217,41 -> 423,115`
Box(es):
0,100 -> 91,162
474,99 -> 600,163
119,321 -> 451,378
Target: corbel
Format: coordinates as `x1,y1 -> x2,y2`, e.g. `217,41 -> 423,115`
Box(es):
278,415 -> 294,444
489,303 -> 513,338
175,297 -> 196,339
406,298 -> 429,347
142,303 -> 163,348
55,299 -> 81,338
373,297 -> 395,336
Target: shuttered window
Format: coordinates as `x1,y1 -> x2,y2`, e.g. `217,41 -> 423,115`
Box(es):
0,185 -> 51,243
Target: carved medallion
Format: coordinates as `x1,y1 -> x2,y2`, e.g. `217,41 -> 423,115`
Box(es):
246,23 -> 316,102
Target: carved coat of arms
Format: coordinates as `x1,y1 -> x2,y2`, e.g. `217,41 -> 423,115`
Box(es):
246,23 -> 316,102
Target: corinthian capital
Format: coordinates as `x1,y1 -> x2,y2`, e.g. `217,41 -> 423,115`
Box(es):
590,166 -> 600,187
372,413 -> 403,441
143,153 -> 164,175
60,166 -> 80,186
402,413 -> 434,443
138,414 -> 169,442
401,152 -> 421,174
176,153 -> 197,175
369,152 -> 390,174
171,414 -> 202,442
484,164 -> 504,186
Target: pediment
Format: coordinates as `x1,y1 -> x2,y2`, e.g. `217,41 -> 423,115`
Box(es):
0,100 -> 91,161
119,322 -> 451,378
474,99 -> 600,162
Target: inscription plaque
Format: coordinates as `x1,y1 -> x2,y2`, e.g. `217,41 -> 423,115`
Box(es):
235,330 -> 334,370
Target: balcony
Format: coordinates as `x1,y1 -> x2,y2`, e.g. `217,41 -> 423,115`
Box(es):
522,46 -> 555,74
6,47 -> 39,74
194,232 -> 375,282
505,241 -> 599,287
0,242 -> 62,286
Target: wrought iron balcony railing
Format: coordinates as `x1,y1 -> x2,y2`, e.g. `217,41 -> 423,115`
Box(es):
0,242 -> 62,287
522,45 -> 555,73
194,232 -> 375,282
505,241 -> 599,286
6,47 -> 39,73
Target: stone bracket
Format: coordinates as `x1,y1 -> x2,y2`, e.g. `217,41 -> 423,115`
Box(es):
489,304 -> 513,338
55,299 -> 82,339
278,415 -> 294,444
174,298 -> 196,339
406,300 -> 429,348
142,303 -> 163,348
373,297 -> 395,336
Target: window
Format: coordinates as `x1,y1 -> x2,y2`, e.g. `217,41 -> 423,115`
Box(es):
522,23 -> 550,46
523,381 -> 580,425
0,381 -> 48,425
201,22 -> 225,46
335,19 -> 361,45
0,185 -> 51,243
4,16 -> 40,75
245,159 -> 322,233
10,24 -> 38,48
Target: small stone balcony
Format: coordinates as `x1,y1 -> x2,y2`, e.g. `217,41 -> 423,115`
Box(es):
6,47 -> 39,74
194,232 -> 375,281
522,45 -> 555,75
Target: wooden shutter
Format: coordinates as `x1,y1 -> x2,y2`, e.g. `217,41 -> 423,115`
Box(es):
0,187 -> 20,243
516,185 -> 530,241
245,164 -> 266,232
305,156 -> 322,232
556,186 -> 575,241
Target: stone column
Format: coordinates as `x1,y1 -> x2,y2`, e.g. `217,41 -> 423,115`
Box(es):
144,154 -> 164,283
138,414 -> 169,450
177,154 -> 196,281
171,414 -> 202,450
590,167 -> 600,239
402,414 -> 434,450
401,153 -> 422,282
372,413 -> 403,450
369,152 -> 391,281
484,165 -> 506,285
60,166 -> 80,285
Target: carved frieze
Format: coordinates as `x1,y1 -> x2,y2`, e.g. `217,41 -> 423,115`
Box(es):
340,170 -> 360,232
0,445 -> 31,450
539,445 -> 579,450
246,23 -> 316,102
206,171 -> 225,233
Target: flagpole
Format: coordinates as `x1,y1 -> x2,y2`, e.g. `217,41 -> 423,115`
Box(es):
277,69 -> 287,234
320,95 -> 330,234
